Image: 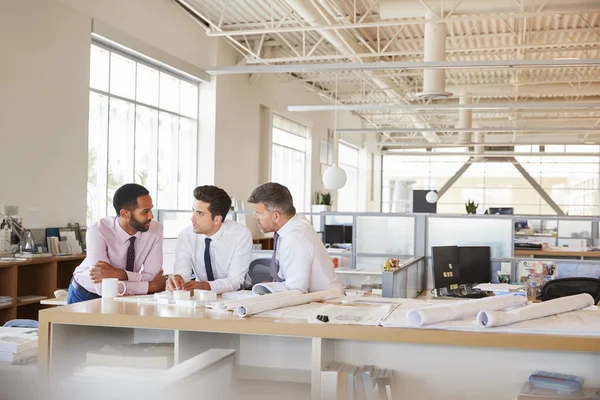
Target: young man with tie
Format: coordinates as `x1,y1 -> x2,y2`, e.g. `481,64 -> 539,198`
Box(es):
68,183 -> 166,304
166,185 -> 253,294
247,182 -> 342,294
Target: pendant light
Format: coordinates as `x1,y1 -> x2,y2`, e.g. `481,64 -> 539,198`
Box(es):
425,151 -> 438,203
322,72 -> 347,190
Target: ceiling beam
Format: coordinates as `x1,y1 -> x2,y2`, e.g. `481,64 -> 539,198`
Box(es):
207,58 -> 600,75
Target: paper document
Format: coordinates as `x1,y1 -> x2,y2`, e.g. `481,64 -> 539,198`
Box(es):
406,294 -> 527,326
251,282 -> 288,294
477,293 -> 595,328
308,303 -> 396,326
235,289 -> 341,317
474,283 -> 524,292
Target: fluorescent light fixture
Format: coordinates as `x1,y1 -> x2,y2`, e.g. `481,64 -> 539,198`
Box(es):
338,127 -> 600,134
367,142 -> 599,147
288,102 -> 600,112
206,58 -> 600,75
382,151 -> 600,157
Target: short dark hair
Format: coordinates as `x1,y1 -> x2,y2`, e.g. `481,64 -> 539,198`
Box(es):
113,183 -> 150,215
247,182 -> 296,217
193,185 -> 232,220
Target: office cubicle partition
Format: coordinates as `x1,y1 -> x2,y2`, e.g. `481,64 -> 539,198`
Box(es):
158,209 -> 600,296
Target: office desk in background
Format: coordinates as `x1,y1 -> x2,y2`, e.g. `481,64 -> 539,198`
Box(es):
514,249 -> 600,260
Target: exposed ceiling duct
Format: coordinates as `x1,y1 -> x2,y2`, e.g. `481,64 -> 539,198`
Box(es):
418,11 -> 451,99
379,0 -> 600,19
283,0 -> 440,143
457,96 -> 472,143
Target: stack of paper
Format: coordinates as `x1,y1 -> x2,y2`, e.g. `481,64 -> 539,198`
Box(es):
0,328 -> 38,364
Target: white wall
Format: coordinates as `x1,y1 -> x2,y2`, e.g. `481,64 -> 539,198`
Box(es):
1,0 -> 369,230
0,0 -> 90,227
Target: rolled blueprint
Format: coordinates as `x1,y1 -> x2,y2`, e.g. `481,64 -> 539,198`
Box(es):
235,289 -> 341,317
213,290 -> 299,311
476,293 -> 595,328
406,294 -> 527,326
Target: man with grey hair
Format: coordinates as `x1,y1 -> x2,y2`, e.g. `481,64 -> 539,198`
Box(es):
247,182 -> 342,294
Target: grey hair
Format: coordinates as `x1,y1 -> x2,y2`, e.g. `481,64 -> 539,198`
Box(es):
247,182 -> 296,217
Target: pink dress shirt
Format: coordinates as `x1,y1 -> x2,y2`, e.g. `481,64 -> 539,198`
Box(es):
72,216 -> 163,295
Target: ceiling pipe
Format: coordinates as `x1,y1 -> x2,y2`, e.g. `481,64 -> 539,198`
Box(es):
419,10 -> 451,99
282,0 -> 440,143
457,96 -> 472,143
379,0 -> 600,19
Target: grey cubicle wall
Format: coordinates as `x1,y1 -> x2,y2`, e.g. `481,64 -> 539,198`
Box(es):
158,209 -> 600,292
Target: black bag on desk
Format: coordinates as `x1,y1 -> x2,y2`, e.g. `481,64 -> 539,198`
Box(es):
541,277 -> 600,304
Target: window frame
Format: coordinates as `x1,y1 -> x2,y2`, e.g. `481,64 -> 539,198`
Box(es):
87,40 -> 200,225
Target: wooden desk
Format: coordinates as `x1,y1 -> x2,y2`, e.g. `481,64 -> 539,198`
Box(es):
37,299 -> 600,400
514,249 -> 600,259
0,255 -> 84,324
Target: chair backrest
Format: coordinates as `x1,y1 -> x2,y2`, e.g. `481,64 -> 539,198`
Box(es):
3,319 -> 39,328
541,277 -> 600,304
248,258 -> 272,287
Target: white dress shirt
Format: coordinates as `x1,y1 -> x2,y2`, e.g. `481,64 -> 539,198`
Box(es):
173,220 -> 253,294
275,214 -> 342,294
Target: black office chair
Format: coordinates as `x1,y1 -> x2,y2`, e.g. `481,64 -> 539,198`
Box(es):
541,277 -> 600,304
248,258 -> 272,287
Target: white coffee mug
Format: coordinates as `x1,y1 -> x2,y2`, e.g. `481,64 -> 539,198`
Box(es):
102,278 -> 126,298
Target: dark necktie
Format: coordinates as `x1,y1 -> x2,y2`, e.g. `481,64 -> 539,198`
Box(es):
204,237 -> 215,281
126,236 -> 136,272
270,232 -> 284,282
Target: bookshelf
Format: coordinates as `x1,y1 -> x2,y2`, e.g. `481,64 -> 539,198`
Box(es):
0,255 -> 85,325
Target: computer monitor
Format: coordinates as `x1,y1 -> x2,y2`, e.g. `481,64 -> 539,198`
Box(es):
457,246 -> 491,285
324,225 -> 344,244
488,207 -> 514,215
431,246 -> 459,290
343,225 -> 353,244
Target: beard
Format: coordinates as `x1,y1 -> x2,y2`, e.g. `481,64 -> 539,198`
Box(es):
129,218 -> 151,233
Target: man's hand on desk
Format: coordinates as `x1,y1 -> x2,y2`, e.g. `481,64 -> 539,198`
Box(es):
184,280 -> 211,292
166,274 -> 185,291
89,261 -> 127,283
148,270 -> 167,293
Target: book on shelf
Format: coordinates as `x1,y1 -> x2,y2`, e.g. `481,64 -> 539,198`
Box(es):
0,328 -> 38,354
85,342 -> 175,369
518,383 -> 600,400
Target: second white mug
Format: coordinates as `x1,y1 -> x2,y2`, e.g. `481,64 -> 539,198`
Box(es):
102,278 -> 126,298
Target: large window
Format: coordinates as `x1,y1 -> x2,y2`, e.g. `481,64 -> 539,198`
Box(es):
337,142 -> 359,211
87,43 -> 199,225
382,145 -> 600,215
271,115 -> 308,212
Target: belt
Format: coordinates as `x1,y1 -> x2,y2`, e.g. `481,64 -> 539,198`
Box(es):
70,278 -> 98,297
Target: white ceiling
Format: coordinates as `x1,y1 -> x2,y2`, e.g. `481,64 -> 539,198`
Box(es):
177,0 -> 600,148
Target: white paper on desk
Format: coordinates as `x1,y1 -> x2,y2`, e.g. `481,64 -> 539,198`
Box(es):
308,303 -> 395,326
252,282 -> 288,294
210,290 -> 298,311
234,289 -> 341,317
473,283 -> 523,292
251,302 -> 325,319
477,293 -> 595,328
406,294 -> 527,326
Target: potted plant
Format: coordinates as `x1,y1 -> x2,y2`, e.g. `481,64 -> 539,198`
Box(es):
465,199 -> 479,214
311,191 -> 332,231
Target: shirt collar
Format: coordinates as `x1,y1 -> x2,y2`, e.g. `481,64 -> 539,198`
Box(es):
276,214 -> 299,238
114,217 -> 141,243
203,220 -> 228,242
